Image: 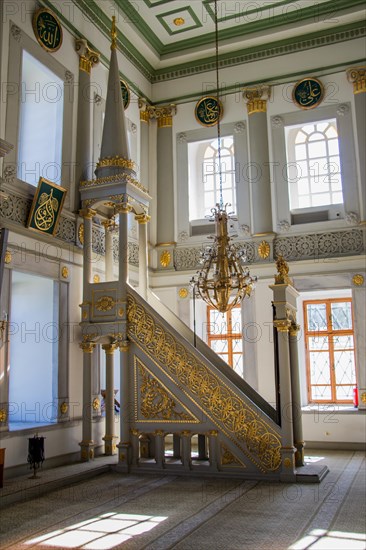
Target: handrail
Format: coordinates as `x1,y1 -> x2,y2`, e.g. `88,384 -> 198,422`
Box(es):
132,286 -> 278,424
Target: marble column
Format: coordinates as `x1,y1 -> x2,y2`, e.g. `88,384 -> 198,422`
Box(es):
75,39 -> 99,208
103,220 -> 114,282
79,208 -> 96,299
347,68 -> 366,220
79,342 -> 96,461
135,213 -> 150,300
289,324 -> 305,467
181,431 -> 192,471
243,86 -> 273,235
102,344 -> 117,455
116,203 -> 131,299
117,340 -> 130,471
352,284 -> 366,410
139,104 -> 150,190
270,268 -> 298,481
154,430 -> 165,468
208,430 -> 219,471
156,107 -> 176,245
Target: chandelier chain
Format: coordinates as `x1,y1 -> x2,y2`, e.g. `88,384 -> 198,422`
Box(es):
214,0 -> 223,209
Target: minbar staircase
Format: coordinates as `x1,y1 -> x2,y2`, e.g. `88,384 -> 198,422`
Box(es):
124,287 -> 282,480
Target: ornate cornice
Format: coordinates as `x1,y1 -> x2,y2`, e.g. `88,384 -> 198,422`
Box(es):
347,66 -> 366,94
243,85 -> 271,114
75,38 -> 100,74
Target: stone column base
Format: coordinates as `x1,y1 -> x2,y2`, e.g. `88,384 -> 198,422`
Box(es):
79,440 -> 95,462
103,435 -> 118,456
279,446 -> 297,482
116,442 -> 130,472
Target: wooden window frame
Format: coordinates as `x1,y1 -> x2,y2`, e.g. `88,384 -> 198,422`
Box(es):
207,305 -> 242,368
304,297 -> 357,404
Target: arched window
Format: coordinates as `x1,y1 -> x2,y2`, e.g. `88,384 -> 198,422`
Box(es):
286,119 -> 343,210
189,136 -> 235,221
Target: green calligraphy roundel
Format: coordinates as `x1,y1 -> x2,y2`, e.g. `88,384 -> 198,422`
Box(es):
195,96 -> 224,127
293,78 -> 324,110
120,80 -> 130,110
33,8 -> 63,53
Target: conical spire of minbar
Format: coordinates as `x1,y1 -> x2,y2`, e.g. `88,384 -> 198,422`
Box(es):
95,17 -> 133,179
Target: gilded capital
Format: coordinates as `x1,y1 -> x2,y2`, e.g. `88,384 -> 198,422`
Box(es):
115,202 -> 133,214
138,98 -> 177,126
135,213 -> 151,224
347,67 -> 366,94
289,323 -> 301,337
79,208 -> 97,220
243,85 -> 271,114
274,319 -> 292,333
75,39 -> 100,74
102,343 -> 116,355
80,342 -> 96,353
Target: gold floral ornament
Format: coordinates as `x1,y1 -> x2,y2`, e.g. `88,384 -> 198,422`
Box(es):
361,392 -> 366,404
92,397 -> 100,411
78,222 -> 84,245
352,274 -> 364,286
0,409 -> 7,422
160,250 -> 171,268
93,274 -> 100,283
283,457 -> 293,468
258,240 -> 270,259
95,296 -> 115,312
60,402 -> 68,414
61,266 -> 69,279
173,17 -> 185,26
179,288 -> 188,299
4,250 -> 12,264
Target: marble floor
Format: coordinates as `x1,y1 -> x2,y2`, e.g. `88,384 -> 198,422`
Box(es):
0,450 -> 365,550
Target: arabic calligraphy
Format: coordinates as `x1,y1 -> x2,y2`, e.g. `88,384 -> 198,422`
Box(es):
120,79 -> 130,110
35,189 -> 59,231
195,96 -> 223,126
293,78 -> 324,110
33,8 -> 63,53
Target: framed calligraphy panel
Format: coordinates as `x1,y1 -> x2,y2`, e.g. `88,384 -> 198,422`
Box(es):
293,77 -> 324,110
120,79 -> 130,110
195,96 -> 223,126
27,178 -> 67,237
33,8 -> 63,53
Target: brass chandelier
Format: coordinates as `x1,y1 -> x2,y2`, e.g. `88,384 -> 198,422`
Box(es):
190,0 -> 257,314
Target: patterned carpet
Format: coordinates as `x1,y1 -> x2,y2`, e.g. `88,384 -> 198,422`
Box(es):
0,450 -> 365,550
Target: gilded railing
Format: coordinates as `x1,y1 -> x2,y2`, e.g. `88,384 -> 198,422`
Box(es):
127,293 -> 282,472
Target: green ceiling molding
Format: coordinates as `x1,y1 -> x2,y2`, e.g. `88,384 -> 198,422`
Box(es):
43,0 -> 365,102
152,20 -> 366,83
156,6 -> 203,36
143,0 -> 177,6
158,0 -> 366,55
114,0 -> 163,54
203,0 -> 295,24
154,57 -> 366,105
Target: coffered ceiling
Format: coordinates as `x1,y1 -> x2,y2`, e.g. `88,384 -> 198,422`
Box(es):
48,0 -> 366,82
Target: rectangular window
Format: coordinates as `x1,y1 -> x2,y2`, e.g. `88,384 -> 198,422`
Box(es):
9,271 -> 59,429
17,50 -> 64,186
207,305 -> 243,376
304,298 -> 357,403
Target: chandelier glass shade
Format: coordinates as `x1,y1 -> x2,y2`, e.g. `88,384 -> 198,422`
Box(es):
190,0 -> 257,313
